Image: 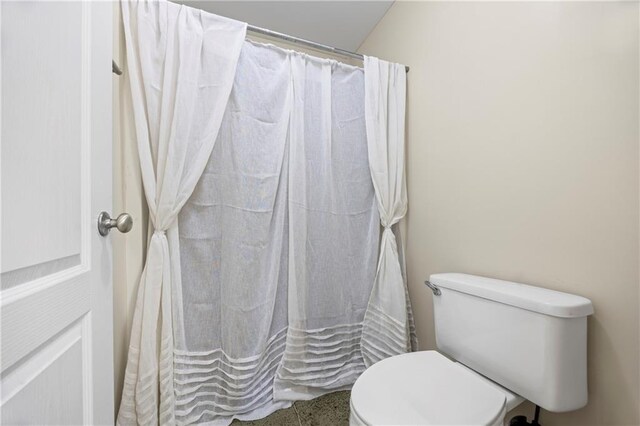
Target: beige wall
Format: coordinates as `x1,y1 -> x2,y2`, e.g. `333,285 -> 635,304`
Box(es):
359,2 -> 639,425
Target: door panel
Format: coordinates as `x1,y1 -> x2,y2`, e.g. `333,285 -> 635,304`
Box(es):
1,1 -> 114,424
1,320 -> 88,425
1,1 -> 83,275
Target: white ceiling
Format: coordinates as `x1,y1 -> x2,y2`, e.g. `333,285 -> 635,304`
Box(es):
173,1 -> 394,51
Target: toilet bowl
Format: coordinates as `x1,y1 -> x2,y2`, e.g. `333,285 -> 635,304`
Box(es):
350,351 -> 522,426
350,273 -> 593,425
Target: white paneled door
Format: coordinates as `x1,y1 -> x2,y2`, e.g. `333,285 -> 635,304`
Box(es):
1,1 -> 114,424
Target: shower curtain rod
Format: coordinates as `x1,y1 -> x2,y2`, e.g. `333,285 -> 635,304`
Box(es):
247,24 -> 410,73
111,24 -> 409,76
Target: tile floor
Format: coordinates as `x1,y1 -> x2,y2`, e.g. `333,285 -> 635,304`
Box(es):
232,391 -> 351,426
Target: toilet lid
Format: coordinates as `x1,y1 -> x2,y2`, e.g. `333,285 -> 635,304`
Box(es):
350,351 -> 507,426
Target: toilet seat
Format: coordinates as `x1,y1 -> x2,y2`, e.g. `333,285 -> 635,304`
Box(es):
350,351 -> 507,426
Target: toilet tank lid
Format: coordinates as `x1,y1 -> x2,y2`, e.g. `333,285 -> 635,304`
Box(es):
430,273 -> 594,318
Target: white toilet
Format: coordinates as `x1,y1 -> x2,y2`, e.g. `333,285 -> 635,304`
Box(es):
350,273 -> 594,425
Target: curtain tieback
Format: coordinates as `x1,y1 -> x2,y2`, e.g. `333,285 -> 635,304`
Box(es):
381,222 -> 397,231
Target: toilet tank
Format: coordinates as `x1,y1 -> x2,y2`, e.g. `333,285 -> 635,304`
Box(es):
430,273 -> 594,413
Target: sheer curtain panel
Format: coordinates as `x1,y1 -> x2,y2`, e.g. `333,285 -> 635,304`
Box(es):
273,53 -> 380,401
360,56 -> 412,367
117,1 -> 246,424
176,42 -> 293,425
177,42 -> 380,424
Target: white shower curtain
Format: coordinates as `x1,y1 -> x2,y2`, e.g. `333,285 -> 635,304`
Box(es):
176,41 -> 380,424
117,1 -> 246,424
273,52 -> 380,401
118,2 -> 412,424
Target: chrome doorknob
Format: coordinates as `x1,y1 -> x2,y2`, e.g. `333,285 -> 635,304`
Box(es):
98,212 -> 133,236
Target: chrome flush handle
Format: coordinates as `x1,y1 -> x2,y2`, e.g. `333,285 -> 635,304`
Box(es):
424,280 -> 441,296
98,212 -> 133,236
